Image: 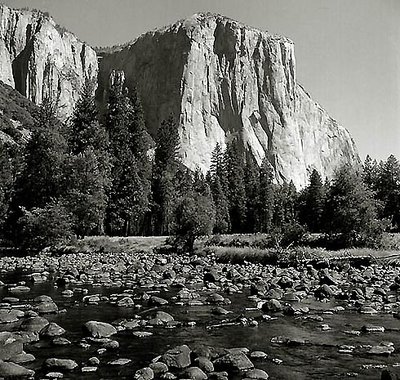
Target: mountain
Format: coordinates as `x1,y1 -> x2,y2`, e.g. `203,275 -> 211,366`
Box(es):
0,4 -> 98,120
98,13 -> 359,188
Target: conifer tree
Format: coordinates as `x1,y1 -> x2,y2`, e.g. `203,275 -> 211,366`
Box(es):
244,154 -> 260,233
209,143 -> 230,233
258,158 -> 275,232
17,99 -> 68,209
324,164 -> 383,247
224,141 -> 246,232
66,81 -> 111,236
105,81 -> 149,235
298,169 -> 325,232
362,155 -> 379,190
375,155 -> 400,228
151,114 -> 181,235
0,143 -> 15,234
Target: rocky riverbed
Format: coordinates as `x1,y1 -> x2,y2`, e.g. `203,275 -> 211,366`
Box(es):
0,249 -> 400,379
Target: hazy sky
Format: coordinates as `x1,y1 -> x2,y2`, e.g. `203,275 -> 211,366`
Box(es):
3,0 -> 400,161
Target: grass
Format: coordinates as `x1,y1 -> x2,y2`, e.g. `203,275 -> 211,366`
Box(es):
56,236 -> 168,255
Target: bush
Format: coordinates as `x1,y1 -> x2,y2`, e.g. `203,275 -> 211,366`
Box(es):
17,201 -> 73,252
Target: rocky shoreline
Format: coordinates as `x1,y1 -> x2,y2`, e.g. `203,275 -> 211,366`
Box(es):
0,249 -> 399,379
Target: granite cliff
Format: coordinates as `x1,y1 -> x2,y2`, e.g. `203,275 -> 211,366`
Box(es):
98,13 -> 359,188
0,4 -> 98,119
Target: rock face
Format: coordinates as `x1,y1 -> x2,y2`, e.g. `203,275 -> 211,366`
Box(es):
98,13 -> 359,188
0,4 -> 98,119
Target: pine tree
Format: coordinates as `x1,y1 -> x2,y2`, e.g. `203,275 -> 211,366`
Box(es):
105,82 -> 151,235
244,154 -> 260,233
324,164 -> 383,247
0,143 -> 15,234
209,143 -> 230,233
362,155 -> 378,190
375,155 -> 400,228
258,158 -> 275,232
66,81 -> 111,236
151,114 -> 181,235
224,141 -> 246,232
17,99 -> 68,209
298,169 -> 326,232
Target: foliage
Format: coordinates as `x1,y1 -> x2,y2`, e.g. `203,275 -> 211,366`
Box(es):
258,158 -> 275,233
151,114 -> 181,235
105,81 -> 151,235
67,81 -> 111,237
174,191 -> 215,253
224,141 -> 246,232
0,143 -> 16,234
323,164 -> 384,248
17,200 -> 73,251
298,169 -> 326,232
16,99 -> 68,209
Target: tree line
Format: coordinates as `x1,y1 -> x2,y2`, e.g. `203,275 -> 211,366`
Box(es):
0,80 -> 399,252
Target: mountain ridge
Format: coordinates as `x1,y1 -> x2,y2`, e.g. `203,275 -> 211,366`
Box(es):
98,12 -> 359,187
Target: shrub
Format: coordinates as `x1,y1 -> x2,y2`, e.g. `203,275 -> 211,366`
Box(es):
17,201 -> 73,251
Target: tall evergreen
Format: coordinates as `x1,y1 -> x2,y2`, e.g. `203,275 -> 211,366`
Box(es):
17,99 -> 68,209
244,154 -> 260,233
66,81 -> 111,236
105,81 -> 149,235
224,141 -> 246,232
298,169 -> 326,232
362,155 -> 379,190
324,164 -> 382,246
151,114 -> 181,235
209,143 -> 230,233
258,158 -> 275,232
375,155 -> 400,228
0,143 -> 15,234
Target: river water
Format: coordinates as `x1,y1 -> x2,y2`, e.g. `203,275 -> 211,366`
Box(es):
1,269 -> 400,379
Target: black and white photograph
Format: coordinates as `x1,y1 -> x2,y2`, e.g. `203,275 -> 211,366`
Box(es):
0,0 -> 399,378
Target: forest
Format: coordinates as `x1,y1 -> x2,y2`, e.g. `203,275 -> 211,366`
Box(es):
0,81 -> 399,253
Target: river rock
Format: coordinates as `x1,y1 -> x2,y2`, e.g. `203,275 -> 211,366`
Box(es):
154,311 -> 174,323
0,309 -> 23,323
11,352 -> 35,364
161,345 -> 191,369
45,371 -> 64,378
44,358 -> 78,371
213,352 -> 254,372
40,322 -> 65,337
149,296 -> 168,306
0,332 -> 23,361
20,316 -> 49,332
52,337 -> 71,346
261,299 -> 282,312
0,360 -> 35,378
9,286 -> 30,293
182,367 -> 207,380
37,301 -> 58,314
244,368 -> 269,379
108,358 -> 131,366
83,321 -> 117,338
194,357 -> 214,373
134,367 -> 154,380
149,361 -> 168,374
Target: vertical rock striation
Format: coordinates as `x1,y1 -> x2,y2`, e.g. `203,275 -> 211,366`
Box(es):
0,4 -> 98,119
98,13 -> 359,188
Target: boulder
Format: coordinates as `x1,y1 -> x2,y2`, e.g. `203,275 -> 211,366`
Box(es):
83,321 -> 117,338
44,358 -> 78,371
213,352 -> 254,372
0,360 -> 34,378
161,345 -> 191,369
182,367 -> 208,380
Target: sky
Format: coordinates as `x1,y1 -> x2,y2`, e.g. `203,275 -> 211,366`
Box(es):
3,0 -> 400,161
